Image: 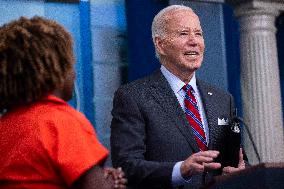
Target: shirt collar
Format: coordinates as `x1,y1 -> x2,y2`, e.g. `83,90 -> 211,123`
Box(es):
160,65 -> 197,93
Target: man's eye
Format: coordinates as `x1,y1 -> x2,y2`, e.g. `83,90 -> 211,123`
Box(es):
196,32 -> 203,36
180,32 -> 188,36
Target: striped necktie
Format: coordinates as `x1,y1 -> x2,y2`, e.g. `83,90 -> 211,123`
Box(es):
183,84 -> 208,151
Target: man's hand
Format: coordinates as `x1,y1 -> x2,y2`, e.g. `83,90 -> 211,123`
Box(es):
222,148 -> 245,175
104,167 -> 127,189
181,150 -> 221,179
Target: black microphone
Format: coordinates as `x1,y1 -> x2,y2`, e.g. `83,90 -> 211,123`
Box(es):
231,116 -> 261,164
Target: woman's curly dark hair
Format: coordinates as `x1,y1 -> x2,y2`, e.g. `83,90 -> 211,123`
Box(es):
0,16 -> 74,112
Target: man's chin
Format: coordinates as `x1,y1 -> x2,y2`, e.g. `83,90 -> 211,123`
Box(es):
184,64 -> 202,72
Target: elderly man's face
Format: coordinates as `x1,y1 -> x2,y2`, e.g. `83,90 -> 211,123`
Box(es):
157,10 -> 205,78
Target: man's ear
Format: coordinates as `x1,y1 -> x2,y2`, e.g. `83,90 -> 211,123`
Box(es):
154,36 -> 166,56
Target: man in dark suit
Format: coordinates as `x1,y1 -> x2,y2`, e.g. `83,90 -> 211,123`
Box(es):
110,5 -> 246,189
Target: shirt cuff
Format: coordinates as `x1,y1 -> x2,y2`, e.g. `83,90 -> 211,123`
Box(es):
171,161 -> 192,187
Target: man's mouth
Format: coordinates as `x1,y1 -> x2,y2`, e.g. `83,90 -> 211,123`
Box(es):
184,51 -> 199,57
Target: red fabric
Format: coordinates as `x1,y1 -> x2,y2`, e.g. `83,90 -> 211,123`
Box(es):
0,95 -> 109,189
183,85 -> 207,151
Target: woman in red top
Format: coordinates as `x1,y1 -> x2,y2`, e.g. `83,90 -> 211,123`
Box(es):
0,16 -> 126,189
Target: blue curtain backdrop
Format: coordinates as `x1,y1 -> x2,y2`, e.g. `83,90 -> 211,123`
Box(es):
125,0 -> 168,81
79,1 -> 95,125
223,4 -> 242,116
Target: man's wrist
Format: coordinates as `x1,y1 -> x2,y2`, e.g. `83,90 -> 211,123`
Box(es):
180,161 -> 192,179
172,161 -> 192,187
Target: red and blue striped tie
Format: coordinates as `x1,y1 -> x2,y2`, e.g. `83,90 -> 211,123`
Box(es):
183,84 -> 208,151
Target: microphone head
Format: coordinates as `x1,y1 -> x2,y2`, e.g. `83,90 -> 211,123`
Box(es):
230,116 -> 241,134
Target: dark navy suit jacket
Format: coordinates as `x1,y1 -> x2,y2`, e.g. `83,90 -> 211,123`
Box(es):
111,70 -> 241,189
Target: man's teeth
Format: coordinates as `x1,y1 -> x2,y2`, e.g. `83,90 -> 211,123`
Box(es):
185,51 -> 198,56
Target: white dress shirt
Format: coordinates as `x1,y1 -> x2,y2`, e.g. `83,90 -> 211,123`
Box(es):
160,65 -> 209,186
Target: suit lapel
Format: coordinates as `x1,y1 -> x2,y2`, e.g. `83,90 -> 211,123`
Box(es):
197,80 -> 221,150
149,71 -> 199,152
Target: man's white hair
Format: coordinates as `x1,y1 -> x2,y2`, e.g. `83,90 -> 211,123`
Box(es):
151,5 -> 194,59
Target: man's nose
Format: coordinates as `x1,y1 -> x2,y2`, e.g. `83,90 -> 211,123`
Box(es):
187,33 -> 198,46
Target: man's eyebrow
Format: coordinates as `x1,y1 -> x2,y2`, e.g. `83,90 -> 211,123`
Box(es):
176,27 -> 189,32
193,29 -> 203,33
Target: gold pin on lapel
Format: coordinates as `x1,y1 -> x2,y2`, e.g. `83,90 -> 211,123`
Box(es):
208,92 -> 213,96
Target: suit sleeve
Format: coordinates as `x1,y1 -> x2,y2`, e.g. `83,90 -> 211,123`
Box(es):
110,87 -> 175,188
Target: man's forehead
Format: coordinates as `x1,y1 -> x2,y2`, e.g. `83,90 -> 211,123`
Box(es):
164,9 -> 197,19
164,10 -> 200,24
165,18 -> 202,32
